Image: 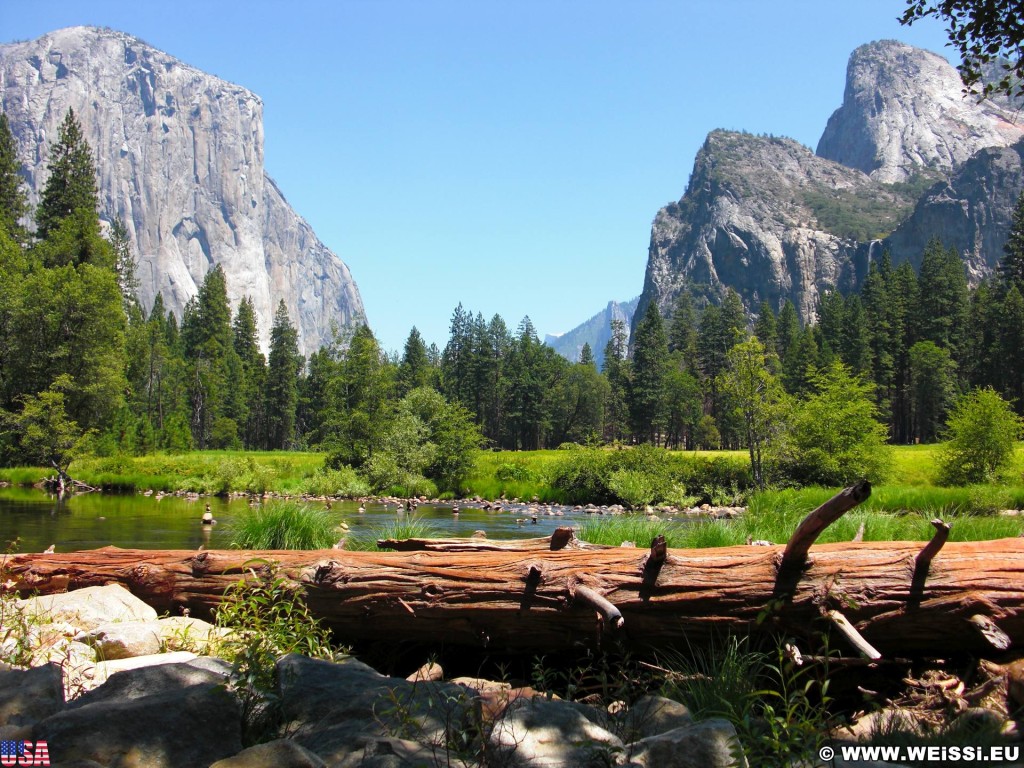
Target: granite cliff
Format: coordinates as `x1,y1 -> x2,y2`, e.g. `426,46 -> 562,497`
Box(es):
817,40 -> 1023,183
635,40 -> 1024,330
0,26 -> 365,355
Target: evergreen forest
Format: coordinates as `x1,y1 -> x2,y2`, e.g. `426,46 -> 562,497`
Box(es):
2,108 -> 1024,495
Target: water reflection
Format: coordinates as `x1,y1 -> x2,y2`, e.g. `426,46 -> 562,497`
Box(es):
0,488 -> 603,554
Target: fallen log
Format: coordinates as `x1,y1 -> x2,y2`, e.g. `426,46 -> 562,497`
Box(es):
5,537 -> 1024,656
378,526 -> 612,552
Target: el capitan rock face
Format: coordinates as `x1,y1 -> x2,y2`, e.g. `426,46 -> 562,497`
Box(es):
817,40 -> 1024,183
0,26 -> 364,355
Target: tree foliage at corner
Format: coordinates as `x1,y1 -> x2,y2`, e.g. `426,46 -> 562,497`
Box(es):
901,0 -> 1024,98
937,387 -> 1023,484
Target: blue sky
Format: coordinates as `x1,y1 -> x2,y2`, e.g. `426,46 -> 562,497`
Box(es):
1,1 -> 954,353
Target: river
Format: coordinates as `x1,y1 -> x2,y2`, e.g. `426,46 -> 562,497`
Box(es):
0,487 -> 604,554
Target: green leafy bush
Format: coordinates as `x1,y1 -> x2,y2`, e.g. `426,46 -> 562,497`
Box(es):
937,388 -> 1024,485
214,568 -> 339,743
549,447 -> 612,504
767,362 -> 892,486
607,469 -> 659,509
302,466 -> 372,497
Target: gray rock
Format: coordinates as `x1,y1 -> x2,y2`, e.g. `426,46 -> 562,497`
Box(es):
487,696 -> 624,767
17,584 -> 157,632
635,130 -> 892,329
90,650 -> 199,689
334,737 -> 453,768
0,663 -> 64,727
0,26 -> 365,355
34,683 -> 242,768
620,695 -> 692,741
625,718 -> 746,768
209,739 -> 326,768
76,620 -> 163,660
885,140 -> 1024,283
68,660 -> 230,709
276,654 -> 476,764
817,41 -> 1024,183
156,616 -> 222,652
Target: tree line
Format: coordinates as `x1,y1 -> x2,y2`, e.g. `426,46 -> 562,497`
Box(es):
1,107 -> 1022,491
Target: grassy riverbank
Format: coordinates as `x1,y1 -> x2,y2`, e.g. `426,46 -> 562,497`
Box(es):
2,446 -> 1023,538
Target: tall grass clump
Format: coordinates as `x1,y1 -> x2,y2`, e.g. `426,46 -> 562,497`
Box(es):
230,501 -> 338,550
576,515 -> 687,548
345,515 -> 443,551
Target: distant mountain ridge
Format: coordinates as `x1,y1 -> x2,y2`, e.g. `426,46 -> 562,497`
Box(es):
0,26 -> 365,355
635,39 -> 1024,331
545,298 -> 638,368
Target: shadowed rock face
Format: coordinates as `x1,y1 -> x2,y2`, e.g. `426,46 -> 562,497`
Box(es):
0,26 -> 365,355
634,131 -> 914,326
817,40 -> 1024,183
885,140 -> 1024,281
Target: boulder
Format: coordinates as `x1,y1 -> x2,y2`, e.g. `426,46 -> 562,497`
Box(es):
332,737 -> 444,768
19,584 -> 157,632
620,695 -> 692,741
625,718 -> 746,768
69,660 -> 231,709
156,616 -> 222,652
276,654 -> 475,764
0,663 -> 64,727
86,650 -> 199,692
209,739 -> 326,768
487,696 -> 624,767
76,621 -> 163,660
34,682 -> 242,768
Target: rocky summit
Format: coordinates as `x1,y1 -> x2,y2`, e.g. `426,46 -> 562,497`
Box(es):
635,40 -> 1024,329
0,26 -> 365,355
817,40 -> 1024,184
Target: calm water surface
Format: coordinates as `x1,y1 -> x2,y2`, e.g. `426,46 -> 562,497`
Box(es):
0,488 -> 595,554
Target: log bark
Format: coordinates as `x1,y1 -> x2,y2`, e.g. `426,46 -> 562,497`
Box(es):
5,538 -> 1024,655
378,527 -> 611,552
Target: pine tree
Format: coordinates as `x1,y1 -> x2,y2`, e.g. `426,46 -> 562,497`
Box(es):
579,342 -> 595,368
602,319 -> 631,443
397,326 -> 432,395
775,299 -> 800,362
753,300 -> 778,359
916,238 -> 968,356
35,109 -> 99,241
232,297 -> 266,447
1001,191 -> 1024,292
180,265 -> 238,448
629,301 -> 669,443
265,301 -> 301,449
0,112 -> 28,244
668,291 -> 699,372
109,217 -> 140,313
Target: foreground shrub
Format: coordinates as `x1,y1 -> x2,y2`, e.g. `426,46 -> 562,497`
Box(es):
230,501 -> 338,549
214,570 -> 339,743
937,387 -> 1024,485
